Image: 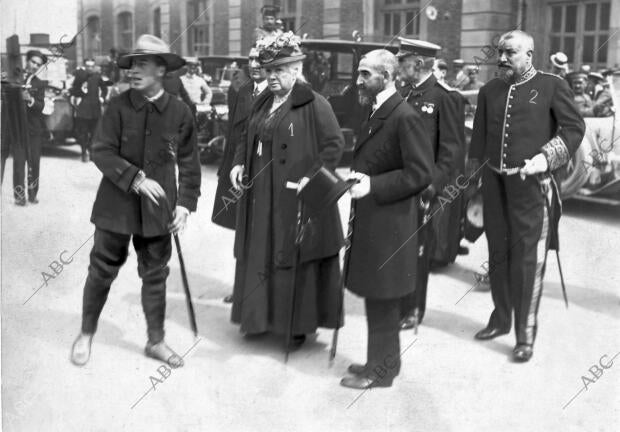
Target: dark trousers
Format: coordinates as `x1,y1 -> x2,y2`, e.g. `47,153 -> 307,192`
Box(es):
482,168 -> 550,346
364,297 -> 402,384
400,200 -> 432,323
11,132 -> 42,201
81,228 -> 172,343
75,117 -> 99,155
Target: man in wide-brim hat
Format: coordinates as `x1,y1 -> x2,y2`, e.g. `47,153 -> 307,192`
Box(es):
70,34 -> 201,368
550,51 -> 569,77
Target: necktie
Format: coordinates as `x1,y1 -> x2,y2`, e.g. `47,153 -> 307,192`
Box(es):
252,86 -> 259,99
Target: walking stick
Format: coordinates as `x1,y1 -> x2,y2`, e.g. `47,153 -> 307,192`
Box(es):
542,181 -> 569,309
163,197 -> 199,337
284,198 -> 304,363
329,178 -> 359,363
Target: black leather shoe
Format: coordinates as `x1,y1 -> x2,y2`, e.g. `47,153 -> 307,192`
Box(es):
474,326 -> 510,340
347,363 -> 367,375
223,294 -> 233,303
28,197 -> 39,204
513,344 -> 533,362
457,245 -> 469,255
15,199 -> 26,206
400,315 -> 417,330
340,375 -> 393,389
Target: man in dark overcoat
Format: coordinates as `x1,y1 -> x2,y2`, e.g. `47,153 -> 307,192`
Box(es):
18,50 -> 48,205
70,35 -> 201,368
469,30 -> 584,362
212,47 -> 268,230
341,49 -> 434,389
72,58 -> 109,162
395,38 -> 464,330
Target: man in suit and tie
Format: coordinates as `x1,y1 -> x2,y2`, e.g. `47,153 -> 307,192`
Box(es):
18,50 -> 48,205
341,49 -> 434,389
72,58 -> 109,162
212,46 -> 268,303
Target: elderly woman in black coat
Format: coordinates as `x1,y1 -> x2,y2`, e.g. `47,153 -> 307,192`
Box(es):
229,32 -> 344,346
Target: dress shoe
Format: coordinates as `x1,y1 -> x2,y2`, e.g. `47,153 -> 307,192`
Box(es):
340,375 -> 393,389
70,333 -> 94,366
223,294 -> 233,303
347,363 -> 367,375
14,199 -> 26,206
28,197 -> 39,204
513,344 -> 533,362
457,245 -> 470,255
145,340 -> 184,368
474,326 -> 510,340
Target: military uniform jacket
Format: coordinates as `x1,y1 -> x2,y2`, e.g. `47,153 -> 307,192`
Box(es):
400,74 -> 462,192
345,92 -> 434,299
90,89 -> 201,237
470,69 -> 585,173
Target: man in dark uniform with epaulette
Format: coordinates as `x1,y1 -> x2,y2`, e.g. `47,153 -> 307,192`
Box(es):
469,30 -> 584,362
395,37 -> 463,330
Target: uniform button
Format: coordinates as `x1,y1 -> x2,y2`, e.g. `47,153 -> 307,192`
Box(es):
281,144 -> 287,149
503,164 -> 506,168
506,124 -> 509,128
279,159 -> 286,164
509,95 -> 514,99
507,114 -> 511,118
504,144 -> 508,148
505,133 -> 509,137
414,102 -> 419,106
508,105 -> 512,108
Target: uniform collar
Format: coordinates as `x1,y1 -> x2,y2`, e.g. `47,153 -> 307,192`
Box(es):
514,65 -> 537,85
129,88 -> 170,113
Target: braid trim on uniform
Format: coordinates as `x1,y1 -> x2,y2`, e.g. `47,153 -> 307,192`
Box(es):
541,136 -> 570,171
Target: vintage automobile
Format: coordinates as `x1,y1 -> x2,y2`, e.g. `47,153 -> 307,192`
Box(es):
300,39 -> 398,165
196,55 -> 248,163
558,72 -> 620,205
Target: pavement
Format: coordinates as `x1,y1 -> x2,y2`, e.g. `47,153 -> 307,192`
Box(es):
1,146 -> 619,432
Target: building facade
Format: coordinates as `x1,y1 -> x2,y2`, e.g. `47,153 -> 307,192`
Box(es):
76,0 -> 619,80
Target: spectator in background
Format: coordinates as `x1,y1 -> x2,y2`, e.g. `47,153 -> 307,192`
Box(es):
180,57 -> 212,107
253,5 -> 283,40
549,52 -> 569,78
71,58 -> 108,162
163,69 -> 196,116
450,58 -> 467,88
568,72 -> 595,117
461,66 -> 485,91
433,58 -> 448,83
588,72 -> 614,117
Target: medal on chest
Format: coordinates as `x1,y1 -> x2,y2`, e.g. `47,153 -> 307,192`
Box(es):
421,102 -> 435,114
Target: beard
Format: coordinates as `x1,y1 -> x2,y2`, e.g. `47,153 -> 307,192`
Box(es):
357,84 -> 383,106
496,65 -> 515,81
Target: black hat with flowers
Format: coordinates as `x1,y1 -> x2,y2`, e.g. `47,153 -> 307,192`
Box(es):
256,31 -> 306,67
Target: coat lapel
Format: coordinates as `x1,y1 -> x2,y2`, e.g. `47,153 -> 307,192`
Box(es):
355,92 -> 403,152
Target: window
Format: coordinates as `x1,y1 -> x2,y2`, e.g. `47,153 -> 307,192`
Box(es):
379,0 -> 420,38
153,7 -> 161,38
275,0 -> 297,33
117,12 -> 133,52
549,1 -> 611,69
187,0 -> 210,55
85,15 -> 101,58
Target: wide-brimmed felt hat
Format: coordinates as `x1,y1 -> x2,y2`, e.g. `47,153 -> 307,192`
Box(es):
26,50 -> 48,65
256,31 -> 306,67
118,34 -> 185,71
299,165 -> 352,217
550,52 -> 569,70
396,37 -> 441,59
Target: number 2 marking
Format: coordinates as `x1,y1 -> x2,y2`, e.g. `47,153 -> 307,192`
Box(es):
529,89 -> 538,104
289,122 -> 294,136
